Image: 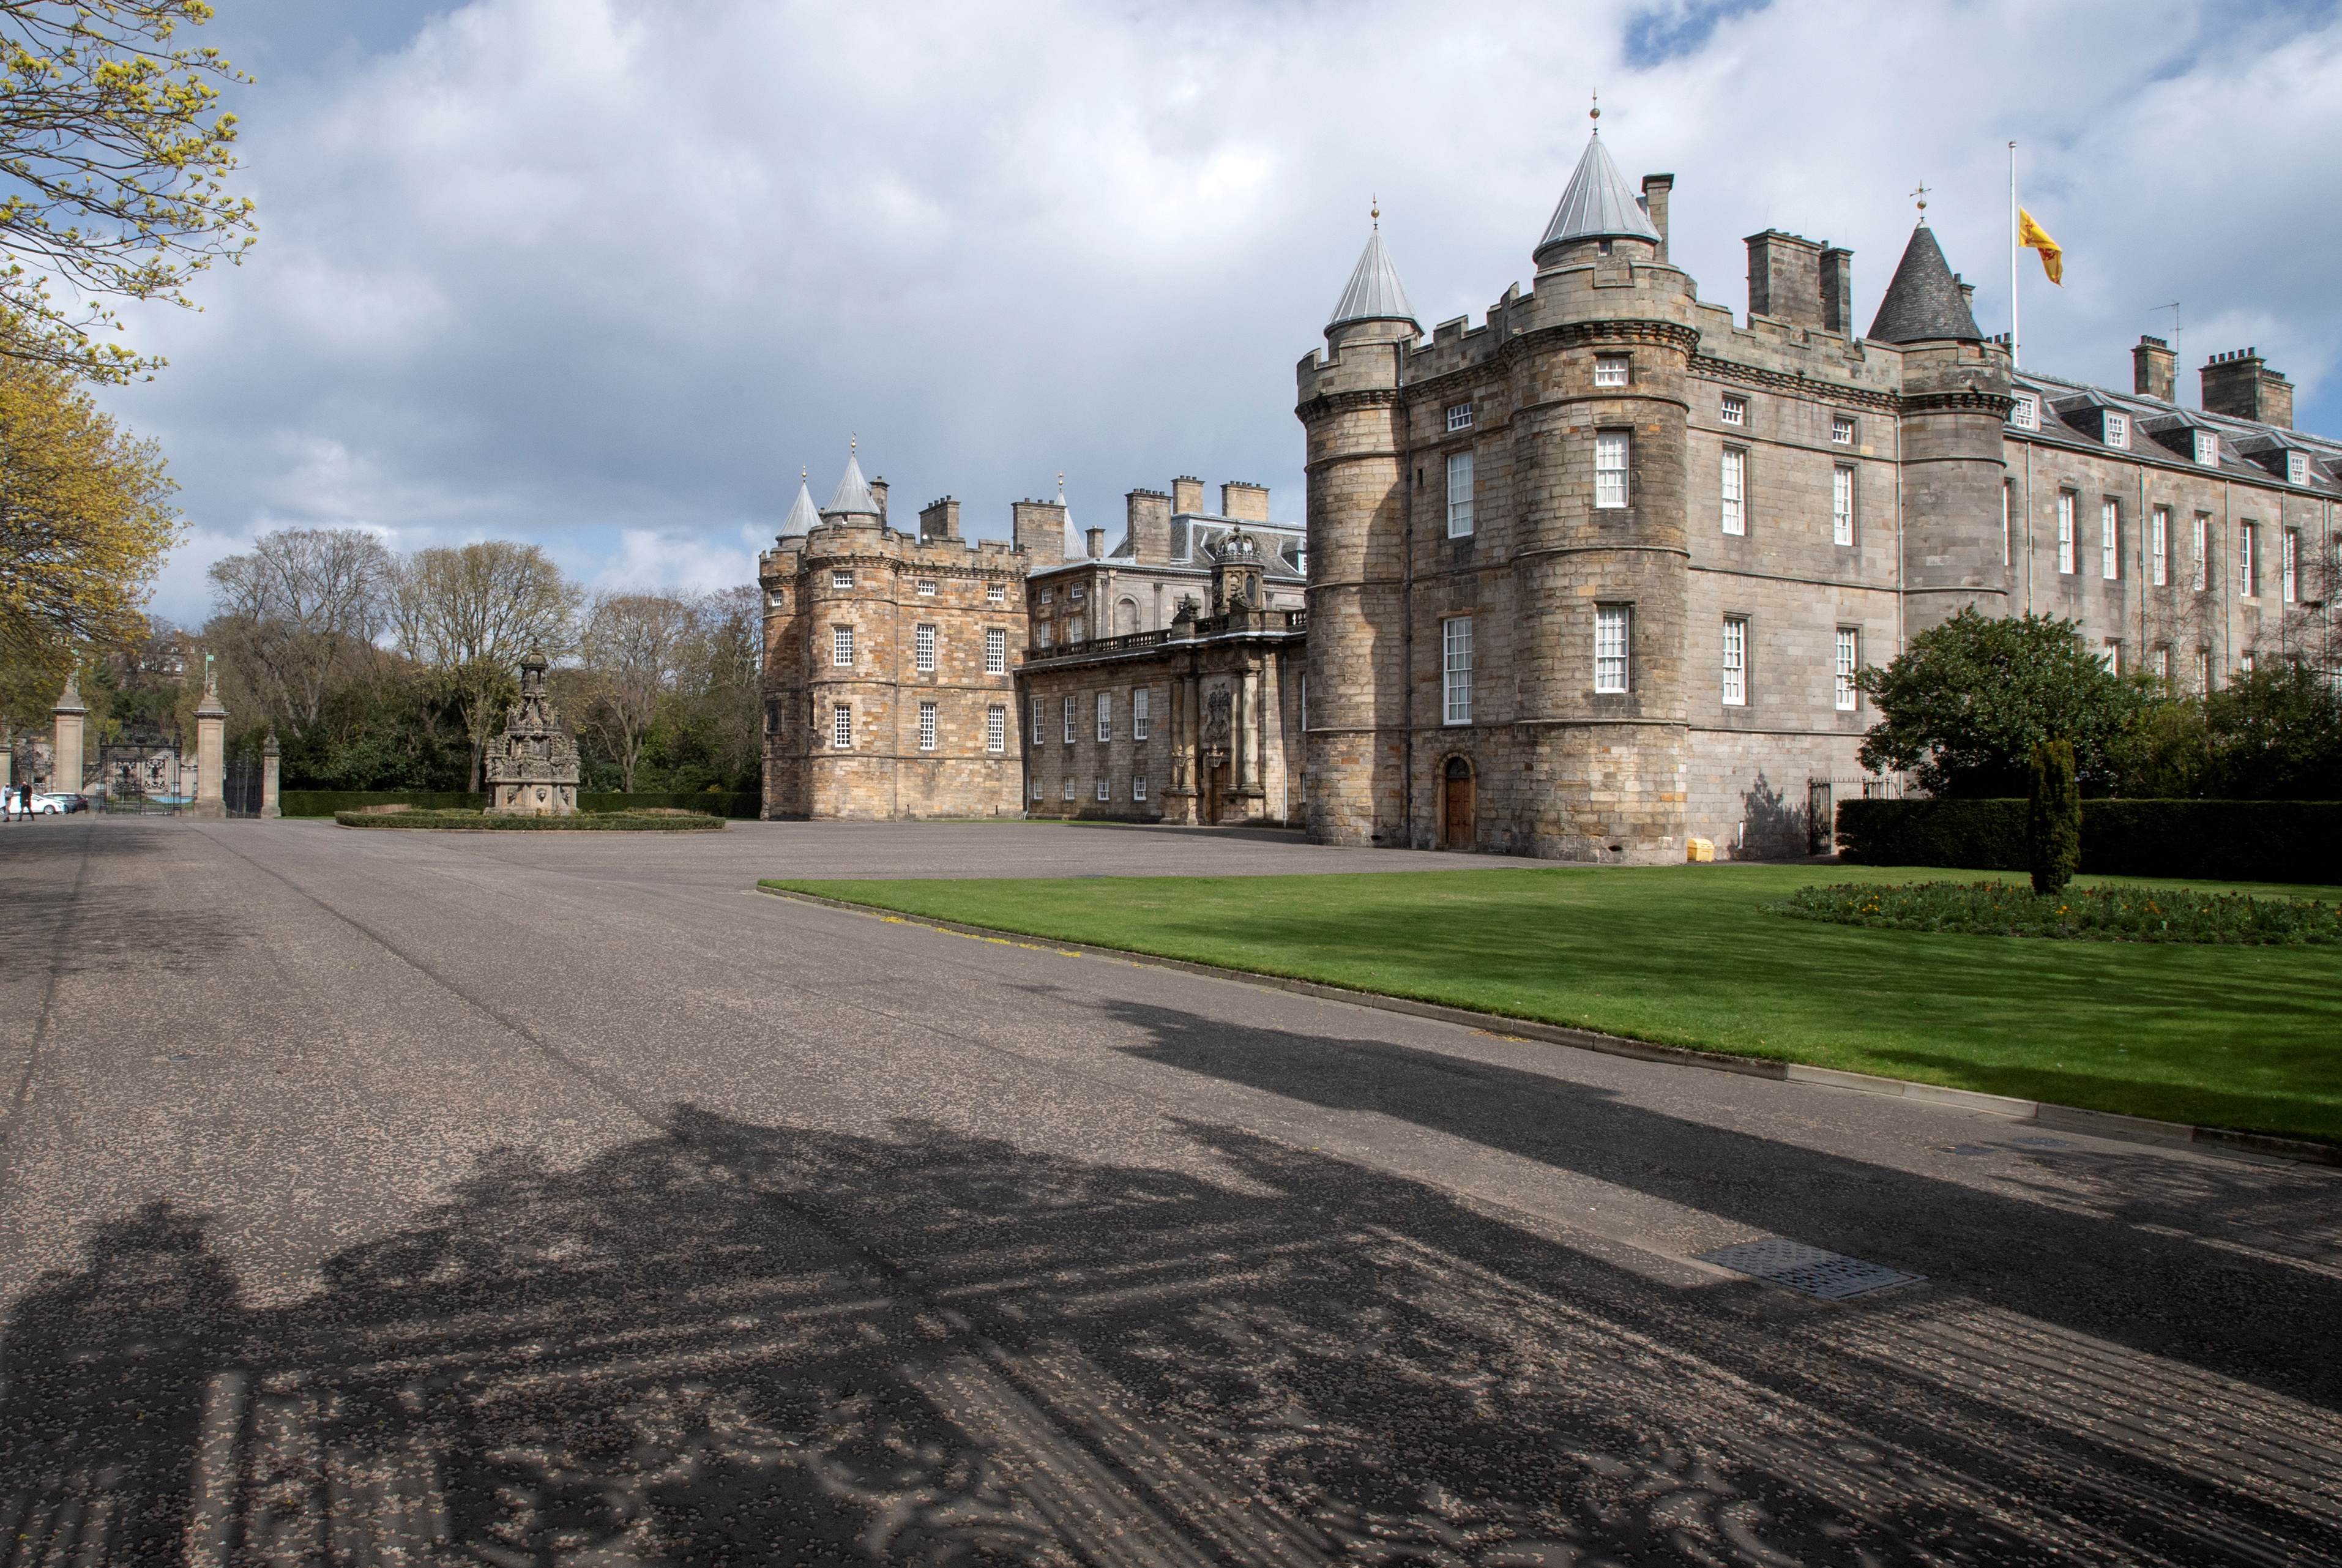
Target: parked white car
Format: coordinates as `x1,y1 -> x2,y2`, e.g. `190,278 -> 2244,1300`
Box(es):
29,793 -> 73,814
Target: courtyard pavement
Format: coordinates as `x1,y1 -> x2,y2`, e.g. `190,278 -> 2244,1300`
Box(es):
2,814 -> 2336,1566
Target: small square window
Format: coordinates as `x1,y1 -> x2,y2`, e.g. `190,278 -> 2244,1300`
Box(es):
2103,413 -> 2128,449
988,581 -> 1007,602
1594,356 -> 1628,388
1720,395 -> 1746,426
832,570 -> 854,589
917,579 -> 937,596
1069,585 -> 1085,602
1445,403 -> 1473,431
1830,416 -> 1855,445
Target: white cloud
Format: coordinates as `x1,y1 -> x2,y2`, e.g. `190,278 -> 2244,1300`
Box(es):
99,0 -> 2342,629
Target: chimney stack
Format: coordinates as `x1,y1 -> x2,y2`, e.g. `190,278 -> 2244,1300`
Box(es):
2133,335 -> 2177,403
1011,498 -> 1065,566
1086,527 -> 1105,559
1639,174 -> 1673,263
918,497 -> 961,542
1220,481 -> 1270,521
1171,476 -> 1204,514
1126,488 -> 1173,562
1745,230 -> 1823,327
1819,245 -> 1853,334
868,477 -> 889,523
2200,348 -> 2295,429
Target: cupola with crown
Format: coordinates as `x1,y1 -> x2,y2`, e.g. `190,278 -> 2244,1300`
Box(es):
1534,97 -> 1663,271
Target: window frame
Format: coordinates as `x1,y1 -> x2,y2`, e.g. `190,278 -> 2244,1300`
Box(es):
987,580 -> 1006,603
1030,695 -> 1044,745
1445,403 -> 1473,432
1065,614 -> 1084,644
2191,514 -> 2210,592
1133,689 -> 1150,741
1720,447 -> 1746,536
1719,394 -> 1747,427
2195,430 -> 2220,467
2104,412 -> 2128,449
1720,616 -> 1747,707
2288,451 -> 2311,486
2238,521 -> 2258,598
2100,499 -> 2120,581
1831,465 -> 1855,547
1132,775 -> 1147,803
1830,415 -> 1855,446
1833,628 -> 1860,712
1062,696 -> 1076,745
984,627 -> 1006,674
2056,492 -> 2077,575
914,622 -> 937,673
1593,355 -> 1628,388
832,624 -> 854,666
2150,506 -> 2170,587
917,701 -> 937,752
1594,430 -> 1630,509
916,578 -> 938,597
2010,395 -> 2038,431
1594,605 -> 1629,695
1095,778 -> 1109,802
831,704 -> 852,749
1096,692 -> 1112,742
1442,616 -> 1473,725
986,705 -> 1005,753
1445,449 -> 1475,539
831,570 -> 854,589
2282,528 -> 2299,603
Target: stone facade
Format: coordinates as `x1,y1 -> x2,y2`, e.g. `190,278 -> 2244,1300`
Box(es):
1298,129 -> 2340,861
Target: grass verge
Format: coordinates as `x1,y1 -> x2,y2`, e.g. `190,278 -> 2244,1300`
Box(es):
760,864 -> 2342,1144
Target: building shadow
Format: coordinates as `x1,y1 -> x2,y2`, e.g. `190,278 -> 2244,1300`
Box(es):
5,1108 -> 2336,1566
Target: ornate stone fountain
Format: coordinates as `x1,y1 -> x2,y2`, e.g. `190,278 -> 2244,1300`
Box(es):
483,651 -> 579,816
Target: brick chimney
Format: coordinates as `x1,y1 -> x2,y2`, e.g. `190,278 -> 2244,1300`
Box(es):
2133,335 -> 2177,402
1745,230 -> 1823,327
2200,348 -> 2294,429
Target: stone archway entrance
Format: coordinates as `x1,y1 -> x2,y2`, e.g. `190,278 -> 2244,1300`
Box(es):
1440,756 -> 1475,851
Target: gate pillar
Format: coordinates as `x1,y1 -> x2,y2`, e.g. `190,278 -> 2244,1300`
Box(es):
190,656 -> 228,819
51,671 -> 86,796
261,728 -> 281,818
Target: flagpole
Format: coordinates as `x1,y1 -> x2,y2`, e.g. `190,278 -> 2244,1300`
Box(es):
2008,140 -> 2019,368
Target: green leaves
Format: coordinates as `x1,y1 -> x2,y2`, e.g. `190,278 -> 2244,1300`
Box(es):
1855,608 -> 2154,797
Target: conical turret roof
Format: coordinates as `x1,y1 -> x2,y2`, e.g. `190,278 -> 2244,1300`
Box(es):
780,478 -> 819,535
822,453 -> 879,518
1867,224 -> 1982,343
1537,132 -> 1660,256
1327,229 -> 1417,332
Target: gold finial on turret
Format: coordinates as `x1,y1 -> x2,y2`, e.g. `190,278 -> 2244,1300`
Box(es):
1911,180 -> 1930,222
1370,193 -> 1379,228
849,433 -> 857,452
1590,90 -> 1600,130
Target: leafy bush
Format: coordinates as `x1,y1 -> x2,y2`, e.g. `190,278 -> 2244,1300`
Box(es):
1836,797 -> 2342,884
1855,608 -> 2155,796
334,809 -> 723,832
1775,881 -> 2340,945
285,789 -> 759,819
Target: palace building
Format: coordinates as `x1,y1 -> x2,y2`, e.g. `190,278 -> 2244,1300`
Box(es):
757,121 -> 2340,852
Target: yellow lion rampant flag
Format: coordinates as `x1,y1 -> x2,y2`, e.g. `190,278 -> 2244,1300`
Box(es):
2018,207 -> 2063,285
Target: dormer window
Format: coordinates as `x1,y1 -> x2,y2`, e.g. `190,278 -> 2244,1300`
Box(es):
2103,413 -> 2128,449
1720,395 -> 1746,426
2288,451 -> 2311,486
2194,430 -> 2220,467
2010,396 -> 2038,431
1594,356 -> 1628,388
1445,403 -> 1473,431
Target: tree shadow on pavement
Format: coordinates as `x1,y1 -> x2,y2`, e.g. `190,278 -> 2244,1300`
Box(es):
1,1110 -> 2332,1567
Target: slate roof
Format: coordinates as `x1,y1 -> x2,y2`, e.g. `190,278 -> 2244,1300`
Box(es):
780,480 -> 820,536
1537,132 -> 1660,253
1867,225 -> 1982,343
1328,229 -> 1417,330
2008,367 -> 2341,493
822,454 -> 878,517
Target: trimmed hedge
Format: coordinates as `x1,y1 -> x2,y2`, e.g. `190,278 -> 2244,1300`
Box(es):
1837,797 -> 2342,885
283,789 -> 759,819
335,809 -> 723,832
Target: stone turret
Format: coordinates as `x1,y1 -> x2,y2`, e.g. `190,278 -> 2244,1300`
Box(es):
1299,218 -> 1419,845
1871,222 -> 2014,631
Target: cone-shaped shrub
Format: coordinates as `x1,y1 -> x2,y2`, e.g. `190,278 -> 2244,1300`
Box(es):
2028,738 -> 2080,896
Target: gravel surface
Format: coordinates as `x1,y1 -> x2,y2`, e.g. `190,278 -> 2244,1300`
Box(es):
2,815 -> 2336,1566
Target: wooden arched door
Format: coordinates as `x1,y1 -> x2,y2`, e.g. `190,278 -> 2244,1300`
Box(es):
1441,756 -> 1475,851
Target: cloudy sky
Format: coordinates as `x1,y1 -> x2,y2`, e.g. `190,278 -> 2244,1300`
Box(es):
100,0 -> 2342,629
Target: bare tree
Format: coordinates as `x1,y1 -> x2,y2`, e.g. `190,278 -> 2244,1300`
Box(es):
392,542 -> 579,790
575,591 -> 695,793
685,584 -> 765,788
206,528 -> 393,736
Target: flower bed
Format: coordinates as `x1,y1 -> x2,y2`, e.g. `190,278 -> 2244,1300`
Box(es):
1773,881 -> 2340,945
334,808 -> 722,832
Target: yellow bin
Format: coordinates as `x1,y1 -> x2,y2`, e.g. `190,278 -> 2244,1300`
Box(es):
1685,837 -> 1715,863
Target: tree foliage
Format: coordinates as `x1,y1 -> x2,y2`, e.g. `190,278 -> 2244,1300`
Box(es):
1855,609 -> 2154,797
2116,662 -> 2342,801
206,526 -> 393,737
2027,738 -> 2079,896
0,0 -> 256,379
392,541 -> 581,791
0,356 -> 179,660
574,590 -> 695,793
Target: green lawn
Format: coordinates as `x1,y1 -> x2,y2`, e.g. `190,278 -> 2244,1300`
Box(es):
761,865 -> 2342,1145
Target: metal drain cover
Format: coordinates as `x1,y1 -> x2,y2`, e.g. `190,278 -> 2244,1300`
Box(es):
1695,1238 -> 1923,1300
